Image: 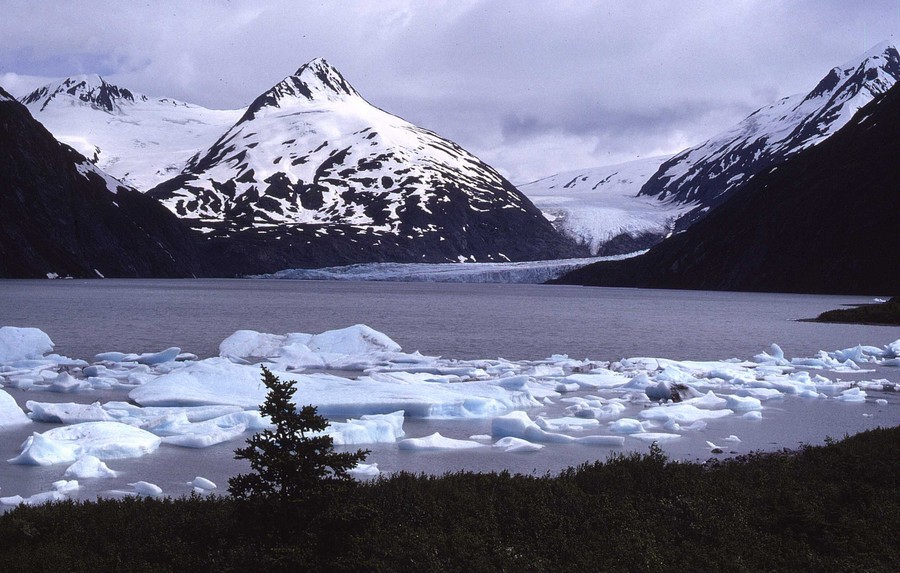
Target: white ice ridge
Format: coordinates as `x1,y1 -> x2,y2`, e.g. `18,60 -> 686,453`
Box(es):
0,324 -> 898,488
255,256 -> 636,284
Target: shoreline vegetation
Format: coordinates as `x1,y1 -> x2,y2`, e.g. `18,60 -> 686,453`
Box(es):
811,297 -> 900,326
1,426 -> 897,571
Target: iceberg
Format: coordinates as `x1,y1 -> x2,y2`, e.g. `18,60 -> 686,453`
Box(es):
322,411 -> 405,445
129,358 -> 266,408
64,455 -> 120,478
639,403 -> 734,424
489,411 -> 622,446
130,481 -> 163,497
493,437 -> 544,452
0,326 -> 54,362
398,432 -> 484,450
9,422 -> 162,466
189,477 -> 217,491
0,389 -> 31,428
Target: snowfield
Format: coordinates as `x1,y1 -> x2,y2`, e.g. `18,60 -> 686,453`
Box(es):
21,75 -> 243,192
0,324 -> 897,506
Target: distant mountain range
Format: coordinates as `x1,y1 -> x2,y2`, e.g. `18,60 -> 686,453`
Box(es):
521,41 -> 900,254
3,42 -> 897,288
553,80 -> 900,295
0,87 -> 201,278
11,60 -> 584,276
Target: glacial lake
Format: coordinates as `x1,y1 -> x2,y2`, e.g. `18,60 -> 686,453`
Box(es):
1,279 -> 898,502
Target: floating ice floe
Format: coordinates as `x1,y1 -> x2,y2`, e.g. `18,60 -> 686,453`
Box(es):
1,490 -> 68,507
398,432 -> 484,450
9,422 -> 162,466
323,411 -> 406,445
64,455 -> 119,478
348,463 -> 382,478
0,389 -> 31,428
492,411 -> 625,447
0,326 -> 54,362
218,324 -> 427,371
189,477 -> 217,492
130,481 -> 163,497
493,437 -> 544,452
1,324 -> 898,491
131,364 -> 536,418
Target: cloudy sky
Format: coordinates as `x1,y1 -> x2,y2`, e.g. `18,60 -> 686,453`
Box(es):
2,1 -> 898,183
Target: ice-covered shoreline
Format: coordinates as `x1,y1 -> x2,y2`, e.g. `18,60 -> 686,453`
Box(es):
1,324 -> 898,507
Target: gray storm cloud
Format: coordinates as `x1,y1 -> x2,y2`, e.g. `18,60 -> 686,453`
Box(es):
2,0 -> 898,182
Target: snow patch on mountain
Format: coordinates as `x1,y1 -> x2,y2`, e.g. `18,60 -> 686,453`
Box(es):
21,75 -> 242,191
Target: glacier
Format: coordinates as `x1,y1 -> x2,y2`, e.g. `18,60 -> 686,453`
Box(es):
255,255 -> 637,283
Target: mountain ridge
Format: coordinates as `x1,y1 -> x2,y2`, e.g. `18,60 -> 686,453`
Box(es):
521,41 -> 900,252
20,76 -> 243,191
552,81 -> 900,295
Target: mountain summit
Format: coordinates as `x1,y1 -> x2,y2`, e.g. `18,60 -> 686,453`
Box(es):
149,59 -> 583,274
21,75 -> 145,113
521,41 -> 900,252
241,58 -> 359,121
638,41 -> 900,212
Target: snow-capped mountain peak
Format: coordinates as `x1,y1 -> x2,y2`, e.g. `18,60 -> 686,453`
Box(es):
294,58 -> 358,99
149,59 -> 582,270
241,58 -> 359,122
20,75 -> 148,113
804,42 -> 898,105
20,77 -> 244,191
636,40 -> 900,209
521,40 -> 900,255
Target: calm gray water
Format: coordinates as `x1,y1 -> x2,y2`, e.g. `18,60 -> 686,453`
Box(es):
1,280 -> 898,503
1,279 -> 897,362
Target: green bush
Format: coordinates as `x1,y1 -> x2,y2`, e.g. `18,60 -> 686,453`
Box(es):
0,426 -> 897,572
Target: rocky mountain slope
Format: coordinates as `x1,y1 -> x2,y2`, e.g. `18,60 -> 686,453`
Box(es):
148,59 -> 584,274
21,76 -> 241,191
522,41 -> 900,251
553,82 -> 900,295
641,42 -> 899,209
0,86 -> 203,278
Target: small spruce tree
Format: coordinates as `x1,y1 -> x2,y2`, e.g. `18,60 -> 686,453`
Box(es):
228,366 -> 369,500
